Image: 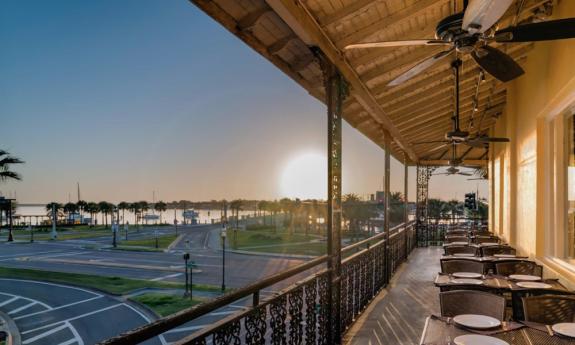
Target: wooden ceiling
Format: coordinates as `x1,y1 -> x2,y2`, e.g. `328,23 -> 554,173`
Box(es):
191,0 -> 552,165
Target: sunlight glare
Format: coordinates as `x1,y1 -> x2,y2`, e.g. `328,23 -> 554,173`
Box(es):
280,152 -> 327,199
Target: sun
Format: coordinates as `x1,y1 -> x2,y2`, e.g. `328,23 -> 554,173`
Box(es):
280,152 -> 327,200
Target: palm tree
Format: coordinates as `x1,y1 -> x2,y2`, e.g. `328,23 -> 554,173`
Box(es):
117,202 -> 129,225
63,202 -> 79,224
85,202 -> 99,227
76,200 -> 87,224
129,202 -> 141,227
154,201 -> 167,224
230,199 -> 243,229
0,150 -> 24,182
98,201 -> 113,228
45,202 -> 63,224
139,201 -> 149,225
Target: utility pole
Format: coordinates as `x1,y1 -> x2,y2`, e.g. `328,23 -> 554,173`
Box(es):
51,203 -> 57,240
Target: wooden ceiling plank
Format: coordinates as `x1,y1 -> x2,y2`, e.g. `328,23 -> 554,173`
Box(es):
336,0 -> 450,49
319,0 -> 377,27
270,0 -> 419,161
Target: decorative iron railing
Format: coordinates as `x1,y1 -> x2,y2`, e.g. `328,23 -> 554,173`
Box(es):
99,221 -> 416,345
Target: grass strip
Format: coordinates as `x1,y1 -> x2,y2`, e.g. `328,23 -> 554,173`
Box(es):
119,234 -> 178,249
0,266 -> 220,294
131,293 -> 202,317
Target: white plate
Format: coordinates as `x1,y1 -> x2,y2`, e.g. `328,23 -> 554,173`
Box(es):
454,334 -> 509,345
449,241 -> 469,245
552,323 -> 575,338
453,314 -> 501,329
480,242 -> 499,246
451,278 -> 483,285
516,281 -> 552,289
509,274 -> 540,281
493,254 -> 515,258
454,253 -> 475,257
453,272 -> 482,278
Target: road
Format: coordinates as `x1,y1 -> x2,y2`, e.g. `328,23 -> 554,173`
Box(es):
0,224 -> 319,344
0,279 -> 164,345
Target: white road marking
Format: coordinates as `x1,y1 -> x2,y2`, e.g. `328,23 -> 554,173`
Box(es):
33,251 -> 85,259
22,323 -> 69,344
0,279 -> 102,297
55,339 -> 78,345
14,296 -> 103,320
22,304 -> 123,335
8,301 -> 36,315
150,273 -> 183,281
0,292 -> 51,309
122,304 -> 168,345
0,296 -> 18,307
0,251 -> 63,261
66,321 -> 84,345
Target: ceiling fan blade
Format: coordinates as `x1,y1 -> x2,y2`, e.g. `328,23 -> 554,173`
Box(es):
495,18 -> 575,43
476,136 -> 510,143
457,172 -> 473,176
471,46 -> 524,82
462,0 -> 514,33
388,48 -> 454,86
413,140 -> 451,145
344,39 -> 448,50
463,140 -> 487,148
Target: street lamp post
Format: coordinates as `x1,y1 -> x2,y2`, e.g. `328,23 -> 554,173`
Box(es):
51,203 -> 58,240
221,227 -> 226,293
7,199 -> 14,242
183,253 -> 190,297
112,208 -> 118,248
29,222 -> 34,243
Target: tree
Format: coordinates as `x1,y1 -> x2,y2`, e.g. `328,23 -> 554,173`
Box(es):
129,202 -> 141,227
0,150 -> 24,182
63,202 -> 79,224
85,202 -> 99,227
154,201 -> 167,224
45,202 -> 63,224
427,199 -> 447,224
389,192 -> 406,227
98,201 -> 114,228
76,200 -> 87,223
139,201 -> 149,225
118,202 -> 129,225
343,194 -> 377,240
230,199 -> 243,229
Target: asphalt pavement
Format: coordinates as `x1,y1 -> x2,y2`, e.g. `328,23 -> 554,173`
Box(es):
0,224 -> 321,344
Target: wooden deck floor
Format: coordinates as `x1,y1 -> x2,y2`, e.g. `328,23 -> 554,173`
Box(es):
344,247 -> 443,345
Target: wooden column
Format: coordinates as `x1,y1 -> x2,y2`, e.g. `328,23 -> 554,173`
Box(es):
384,130 -> 391,282
317,49 -> 345,344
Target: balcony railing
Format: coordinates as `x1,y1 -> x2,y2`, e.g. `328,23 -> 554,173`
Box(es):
418,216 -> 487,246
99,221 -> 416,345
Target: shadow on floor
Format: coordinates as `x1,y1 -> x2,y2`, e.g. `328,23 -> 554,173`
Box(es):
345,247 -> 443,345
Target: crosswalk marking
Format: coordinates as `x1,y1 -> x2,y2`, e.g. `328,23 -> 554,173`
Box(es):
23,323 -> 68,344
0,296 -> 18,307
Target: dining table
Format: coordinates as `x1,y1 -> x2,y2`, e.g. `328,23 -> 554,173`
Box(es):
434,273 -> 568,293
420,315 -> 575,345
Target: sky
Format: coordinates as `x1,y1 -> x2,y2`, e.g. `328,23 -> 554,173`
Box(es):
0,0 -> 487,204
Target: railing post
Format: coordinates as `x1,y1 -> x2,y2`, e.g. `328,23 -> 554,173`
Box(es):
383,130 -> 391,282
403,155 -> 409,260
317,48 -> 346,344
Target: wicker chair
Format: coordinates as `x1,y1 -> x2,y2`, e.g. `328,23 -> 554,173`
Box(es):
474,236 -> 499,244
522,295 -> 575,324
445,236 -> 469,244
446,230 -> 469,237
481,246 -> 517,257
495,261 -> 543,277
440,290 -> 506,320
441,259 -> 486,274
444,245 -> 478,256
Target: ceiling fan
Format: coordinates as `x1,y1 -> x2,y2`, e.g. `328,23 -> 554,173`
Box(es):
345,0 -> 575,86
431,144 -> 475,176
413,58 -> 510,149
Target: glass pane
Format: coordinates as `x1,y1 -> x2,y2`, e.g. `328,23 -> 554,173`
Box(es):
568,114 -> 575,259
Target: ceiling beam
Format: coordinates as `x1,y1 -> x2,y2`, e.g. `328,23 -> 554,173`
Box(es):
420,159 -> 487,166
269,0 -> 418,161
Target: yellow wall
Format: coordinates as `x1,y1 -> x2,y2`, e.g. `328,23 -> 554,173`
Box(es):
491,0 -> 575,288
